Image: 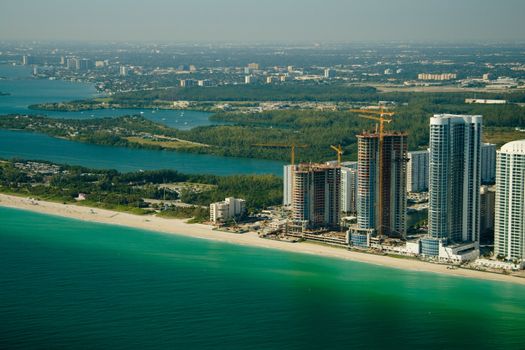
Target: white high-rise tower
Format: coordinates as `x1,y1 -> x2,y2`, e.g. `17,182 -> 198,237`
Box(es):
494,140 -> 525,261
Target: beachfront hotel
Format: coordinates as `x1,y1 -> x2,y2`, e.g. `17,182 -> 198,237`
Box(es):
494,140 -> 525,263
425,114 -> 482,251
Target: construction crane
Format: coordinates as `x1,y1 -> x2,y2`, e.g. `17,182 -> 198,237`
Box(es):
349,107 -> 394,138
330,145 -> 344,166
253,143 -> 308,165
349,107 -> 396,237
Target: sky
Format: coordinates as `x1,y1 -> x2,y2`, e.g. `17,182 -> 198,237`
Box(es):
0,0 -> 524,43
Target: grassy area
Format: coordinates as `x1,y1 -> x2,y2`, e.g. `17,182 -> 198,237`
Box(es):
484,127 -> 525,147
156,206 -> 208,222
159,182 -> 217,192
77,200 -> 150,215
125,136 -> 207,149
0,189 -> 150,215
93,97 -> 113,103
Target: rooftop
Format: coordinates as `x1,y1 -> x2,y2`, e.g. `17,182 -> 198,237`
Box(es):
295,162 -> 340,172
431,114 -> 482,125
500,140 -> 525,154
357,131 -> 408,138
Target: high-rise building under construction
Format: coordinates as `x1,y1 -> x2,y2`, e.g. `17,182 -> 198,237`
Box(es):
291,163 -> 341,229
355,132 -> 408,237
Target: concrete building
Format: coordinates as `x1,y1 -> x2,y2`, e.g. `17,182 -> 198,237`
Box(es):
465,99 -> 506,105
292,163 -> 341,229
247,63 -> 259,70
244,75 -> 255,84
341,162 -> 358,214
266,76 -> 276,84
78,58 -> 93,71
210,197 -> 246,223
428,114 -> 482,245
420,239 -> 479,263
180,79 -> 196,88
324,68 -> 336,78
283,164 -> 296,207
494,140 -> 525,261
22,55 -> 33,65
480,186 -> 495,244
407,150 -> 429,193
481,143 -> 496,184
418,73 -> 457,81
355,132 -> 408,238
119,66 -> 128,76
198,79 -> 212,87
66,58 -> 80,70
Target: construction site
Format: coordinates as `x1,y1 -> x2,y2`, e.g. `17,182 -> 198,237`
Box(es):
253,107 -> 412,250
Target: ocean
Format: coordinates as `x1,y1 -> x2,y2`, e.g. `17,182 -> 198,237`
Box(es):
1,207 -> 524,349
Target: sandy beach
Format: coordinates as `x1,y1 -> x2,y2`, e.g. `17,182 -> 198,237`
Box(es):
1,193 -> 523,285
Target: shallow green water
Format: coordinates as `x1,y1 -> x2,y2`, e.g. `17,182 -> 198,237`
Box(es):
1,206 -> 524,349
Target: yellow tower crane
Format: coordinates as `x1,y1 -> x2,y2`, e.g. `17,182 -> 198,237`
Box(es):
253,143 -> 308,165
349,107 -> 395,237
330,144 -> 344,166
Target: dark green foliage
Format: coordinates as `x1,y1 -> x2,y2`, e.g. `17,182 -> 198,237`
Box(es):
112,84 -> 379,102
180,174 -> 282,212
2,89 -> 524,163
0,160 -> 283,216
157,206 -> 209,222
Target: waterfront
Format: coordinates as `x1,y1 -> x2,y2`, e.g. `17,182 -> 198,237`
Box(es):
0,64 -> 283,175
0,129 -> 283,175
0,64 -> 219,130
1,205 -> 524,349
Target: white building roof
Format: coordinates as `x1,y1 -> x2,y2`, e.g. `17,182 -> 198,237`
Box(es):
431,114 -> 483,125
500,140 -> 525,154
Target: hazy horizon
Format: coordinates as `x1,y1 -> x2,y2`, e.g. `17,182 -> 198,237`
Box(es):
1,0 -> 524,43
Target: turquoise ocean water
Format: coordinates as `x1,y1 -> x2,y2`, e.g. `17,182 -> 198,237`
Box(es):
1,207 -> 524,349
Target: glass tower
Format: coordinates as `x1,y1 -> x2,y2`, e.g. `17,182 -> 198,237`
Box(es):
428,114 -> 482,243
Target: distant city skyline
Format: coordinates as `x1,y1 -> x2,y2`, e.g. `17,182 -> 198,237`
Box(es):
1,0 -> 524,43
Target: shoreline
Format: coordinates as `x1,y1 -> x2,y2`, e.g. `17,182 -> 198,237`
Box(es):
1,193 -> 524,286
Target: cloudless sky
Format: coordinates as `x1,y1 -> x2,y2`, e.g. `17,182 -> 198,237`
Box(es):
1,0 -> 524,42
